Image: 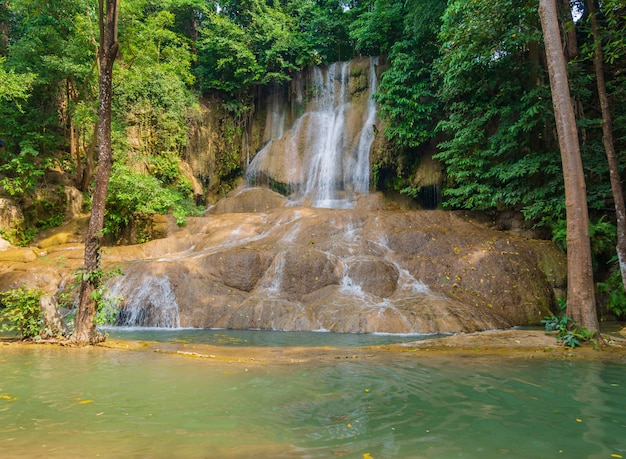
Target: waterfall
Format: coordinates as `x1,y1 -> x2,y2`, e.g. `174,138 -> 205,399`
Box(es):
109,273 -> 181,328
302,61 -> 350,208
246,57 -> 378,209
350,56 -> 379,194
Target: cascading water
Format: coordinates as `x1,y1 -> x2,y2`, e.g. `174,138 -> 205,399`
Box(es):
351,56 -> 379,194
93,57 -> 561,332
246,57 -> 379,208
301,62 -> 350,207
109,271 -> 181,328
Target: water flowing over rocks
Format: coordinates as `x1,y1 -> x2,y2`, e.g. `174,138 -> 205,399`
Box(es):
0,189 -> 566,334
0,57 -> 567,335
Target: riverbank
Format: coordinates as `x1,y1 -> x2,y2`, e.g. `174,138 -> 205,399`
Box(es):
6,327 -> 625,364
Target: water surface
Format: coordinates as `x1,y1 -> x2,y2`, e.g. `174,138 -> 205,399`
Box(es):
104,327 -> 441,347
1,334 -> 625,458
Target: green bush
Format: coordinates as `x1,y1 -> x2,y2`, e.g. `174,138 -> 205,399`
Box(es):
597,260 -> 626,319
542,302 -> 596,349
0,287 -> 44,340
104,164 -> 202,241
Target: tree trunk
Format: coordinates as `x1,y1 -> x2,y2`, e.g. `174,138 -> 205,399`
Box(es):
587,0 -> 626,293
539,0 -> 599,333
560,0 -> 579,60
72,0 -> 119,345
79,123 -> 98,192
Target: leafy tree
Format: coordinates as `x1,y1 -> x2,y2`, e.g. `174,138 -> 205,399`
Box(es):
349,0 -> 403,56
115,3 -> 198,158
2,0 -> 99,191
286,0 -> 353,64
435,0 -> 563,223
0,57 -> 35,105
372,0 -> 445,150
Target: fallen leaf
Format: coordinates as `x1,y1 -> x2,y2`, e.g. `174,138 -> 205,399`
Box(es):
78,399 -> 94,405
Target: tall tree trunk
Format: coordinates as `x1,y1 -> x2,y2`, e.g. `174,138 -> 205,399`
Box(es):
539,0 -> 599,333
587,0 -> 626,292
0,1 -> 9,56
72,0 -> 119,344
560,0 -> 579,60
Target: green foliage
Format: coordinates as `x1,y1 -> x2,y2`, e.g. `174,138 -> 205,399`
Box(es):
0,287 -> 44,340
435,0 -> 564,222
0,57 -> 36,108
285,0 -> 353,65
349,0 -> 404,56
115,4 -> 197,158
196,0 -> 303,97
0,141 -> 46,196
552,217 -> 617,258
373,0 -> 445,150
60,267 -> 123,327
104,164 -> 202,241
597,258 -> 626,319
542,304 -> 596,349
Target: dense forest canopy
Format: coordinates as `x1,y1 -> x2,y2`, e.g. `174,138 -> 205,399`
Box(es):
1,0 -> 626,313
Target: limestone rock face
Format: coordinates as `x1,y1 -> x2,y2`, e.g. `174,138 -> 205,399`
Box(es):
0,197 -> 24,237
210,187 -> 286,214
345,257 -> 399,298
217,248 -> 272,292
279,247 -> 341,301
0,196 -> 567,334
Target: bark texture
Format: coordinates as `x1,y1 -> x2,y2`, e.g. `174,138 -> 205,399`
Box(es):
587,0 -> 626,293
73,0 -> 119,344
539,0 -> 599,332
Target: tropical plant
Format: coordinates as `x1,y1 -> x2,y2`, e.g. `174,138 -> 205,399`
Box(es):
0,287 -> 44,339
542,300 -> 596,349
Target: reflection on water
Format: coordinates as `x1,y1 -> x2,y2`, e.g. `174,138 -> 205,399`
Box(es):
1,340 -> 625,458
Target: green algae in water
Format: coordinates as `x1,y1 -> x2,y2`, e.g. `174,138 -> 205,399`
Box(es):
1,346 -> 625,459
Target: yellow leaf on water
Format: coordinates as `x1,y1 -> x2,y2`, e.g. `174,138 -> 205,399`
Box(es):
576,418 -> 582,423
78,399 -> 94,405
363,454 -> 373,459
610,454 -> 622,458
1,394 -> 11,399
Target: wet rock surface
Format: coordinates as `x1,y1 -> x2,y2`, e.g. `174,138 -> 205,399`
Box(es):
0,189 -> 567,334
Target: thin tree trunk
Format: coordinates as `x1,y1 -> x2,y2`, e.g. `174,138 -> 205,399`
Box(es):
587,0 -> 626,292
560,0 -> 579,60
72,0 -> 119,344
80,123 -> 98,192
539,0 -> 599,333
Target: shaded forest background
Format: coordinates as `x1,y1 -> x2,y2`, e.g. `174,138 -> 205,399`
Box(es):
1,0 -> 625,316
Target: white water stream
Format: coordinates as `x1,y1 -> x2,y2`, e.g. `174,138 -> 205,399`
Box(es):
246,57 -> 379,208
